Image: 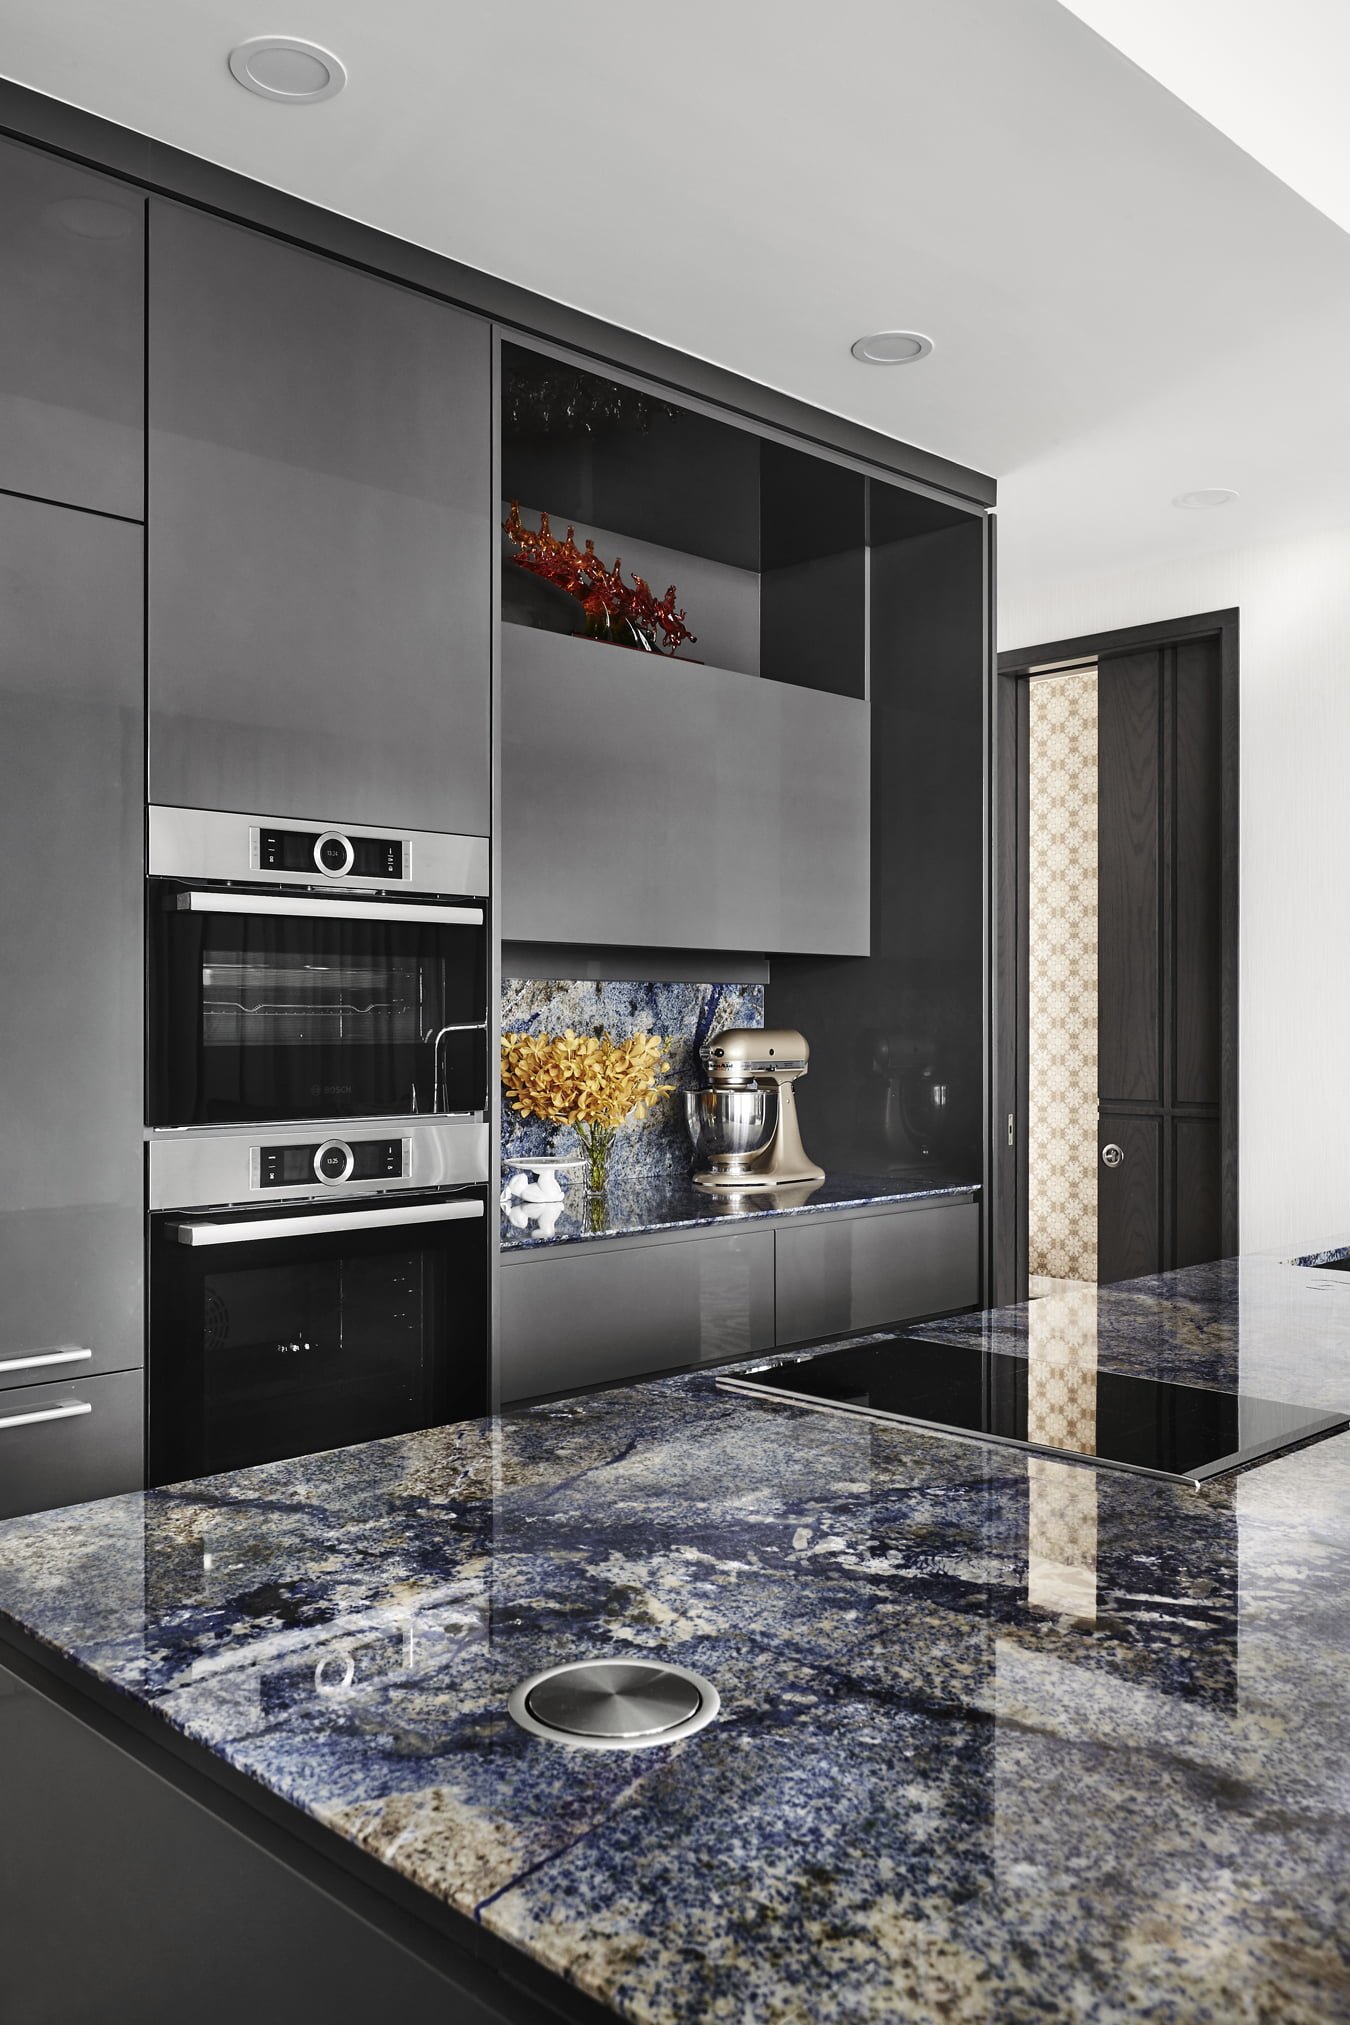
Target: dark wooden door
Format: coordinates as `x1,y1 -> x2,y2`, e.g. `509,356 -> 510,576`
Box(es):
1098,636 -> 1225,1281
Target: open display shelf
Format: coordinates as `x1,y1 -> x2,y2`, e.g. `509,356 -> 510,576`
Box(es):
499,336 -> 988,1169
500,342 -> 869,699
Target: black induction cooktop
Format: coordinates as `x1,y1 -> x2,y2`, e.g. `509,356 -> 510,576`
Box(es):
716,1337 -> 1349,1485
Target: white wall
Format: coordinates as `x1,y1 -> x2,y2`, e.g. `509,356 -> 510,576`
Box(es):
1000,521 -> 1350,1256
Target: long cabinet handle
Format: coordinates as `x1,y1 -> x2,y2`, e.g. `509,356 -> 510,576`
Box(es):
0,1400 -> 93,1432
177,891 -> 483,927
0,1347 -> 94,1375
168,1199 -> 485,1247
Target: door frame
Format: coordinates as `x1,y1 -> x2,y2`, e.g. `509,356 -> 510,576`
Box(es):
991,608 -> 1239,1302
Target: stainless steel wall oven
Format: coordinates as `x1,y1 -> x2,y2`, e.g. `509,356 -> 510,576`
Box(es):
148,1120 -> 488,1482
145,809 -> 491,1483
147,807 -> 488,1128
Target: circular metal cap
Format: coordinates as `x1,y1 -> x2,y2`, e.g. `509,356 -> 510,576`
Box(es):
508,1659 -> 719,1751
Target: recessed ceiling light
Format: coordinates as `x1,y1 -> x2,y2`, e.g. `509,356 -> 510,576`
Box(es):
228,37 -> 347,103
850,331 -> 934,365
1173,488 -> 1238,510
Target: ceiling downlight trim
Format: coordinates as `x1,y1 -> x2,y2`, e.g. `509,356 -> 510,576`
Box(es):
227,37 -> 347,104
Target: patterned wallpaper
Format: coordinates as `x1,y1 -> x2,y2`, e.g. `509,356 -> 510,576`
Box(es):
500,979 -> 764,1186
1028,669 -> 1099,1282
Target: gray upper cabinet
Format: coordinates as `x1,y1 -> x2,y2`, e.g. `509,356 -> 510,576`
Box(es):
147,202 -> 490,833
0,493 -> 144,1384
502,630 -> 870,954
0,136 -> 144,518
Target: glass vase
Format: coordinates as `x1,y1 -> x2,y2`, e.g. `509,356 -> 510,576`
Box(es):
574,1123 -> 616,1197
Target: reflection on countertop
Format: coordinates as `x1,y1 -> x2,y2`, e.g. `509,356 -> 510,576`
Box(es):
0,1256 -> 1349,2022
499,1164 -> 979,1249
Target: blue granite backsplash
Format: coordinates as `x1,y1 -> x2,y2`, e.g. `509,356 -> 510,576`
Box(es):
500,978 -> 764,1185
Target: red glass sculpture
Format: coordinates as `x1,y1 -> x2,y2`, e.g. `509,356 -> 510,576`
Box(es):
503,502 -> 696,655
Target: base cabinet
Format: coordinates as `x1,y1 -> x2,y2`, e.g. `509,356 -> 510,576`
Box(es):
499,1232 -> 776,1403
774,1201 -> 979,1345
497,1199 -> 978,1405
0,1372 -> 143,1522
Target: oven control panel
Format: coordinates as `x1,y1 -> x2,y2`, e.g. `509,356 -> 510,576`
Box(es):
256,826 -> 409,881
252,1138 -> 407,1189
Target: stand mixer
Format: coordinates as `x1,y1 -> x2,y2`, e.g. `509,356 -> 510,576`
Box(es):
685,1028 -> 825,1193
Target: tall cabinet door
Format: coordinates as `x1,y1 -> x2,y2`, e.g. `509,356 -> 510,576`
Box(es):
147,202 -> 490,833
0,494 -> 144,1387
0,136 -> 144,518
0,132 -> 145,514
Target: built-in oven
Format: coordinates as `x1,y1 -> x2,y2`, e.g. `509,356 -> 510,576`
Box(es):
147,1119 -> 488,1483
147,806 -> 488,1128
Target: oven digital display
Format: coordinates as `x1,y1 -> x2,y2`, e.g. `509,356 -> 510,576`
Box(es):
258,827 -> 405,880
257,1140 -> 404,1188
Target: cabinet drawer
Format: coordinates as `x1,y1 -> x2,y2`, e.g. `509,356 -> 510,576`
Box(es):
0,1370 -> 143,1521
499,1233 -> 775,1404
774,1201 -> 979,1345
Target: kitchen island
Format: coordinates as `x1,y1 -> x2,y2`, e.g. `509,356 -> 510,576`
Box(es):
0,1253 -> 1348,2023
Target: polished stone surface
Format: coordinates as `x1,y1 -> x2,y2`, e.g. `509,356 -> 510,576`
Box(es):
500,977 -> 764,1185
1,1255 -> 1349,2023
501,1165 -> 978,1249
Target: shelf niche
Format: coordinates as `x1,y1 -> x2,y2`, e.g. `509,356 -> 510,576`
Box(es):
500,342 -> 866,699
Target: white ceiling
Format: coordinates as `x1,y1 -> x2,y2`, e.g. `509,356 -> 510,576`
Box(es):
4,0 -> 1350,603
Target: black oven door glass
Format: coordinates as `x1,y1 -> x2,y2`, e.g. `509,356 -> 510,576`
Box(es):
149,890 -> 485,1125
148,1199 -> 486,1482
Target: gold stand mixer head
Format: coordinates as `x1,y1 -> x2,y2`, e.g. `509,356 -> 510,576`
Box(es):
685,1027 -> 825,1193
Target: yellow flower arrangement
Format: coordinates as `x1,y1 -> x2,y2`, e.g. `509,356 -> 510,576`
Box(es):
500,1028 -> 673,1192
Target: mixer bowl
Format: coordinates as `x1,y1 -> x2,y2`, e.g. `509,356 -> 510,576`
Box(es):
685,1088 -> 770,1165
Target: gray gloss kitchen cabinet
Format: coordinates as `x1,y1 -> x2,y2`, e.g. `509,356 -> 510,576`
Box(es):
147,202 -> 490,832
499,1230 -> 776,1403
774,1199 -> 979,1345
0,495 -> 145,1449
501,630 -> 870,955
497,1198 -> 979,1405
0,1373 -> 143,1521
0,135 -> 144,518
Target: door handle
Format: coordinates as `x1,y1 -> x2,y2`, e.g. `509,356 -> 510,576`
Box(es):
1101,1143 -> 1125,1169
167,1198 -> 485,1246
0,1346 -> 93,1375
0,1400 -> 93,1432
177,890 -> 483,927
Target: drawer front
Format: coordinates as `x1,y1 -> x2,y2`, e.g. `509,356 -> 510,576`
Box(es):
775,1201 -> 979,1346
499,1233 -> 776,1404
0,1370 -> 144,1521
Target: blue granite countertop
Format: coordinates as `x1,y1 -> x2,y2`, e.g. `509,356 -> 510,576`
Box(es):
500,1165 -> 978,1250
1,1254 -> 1350,2022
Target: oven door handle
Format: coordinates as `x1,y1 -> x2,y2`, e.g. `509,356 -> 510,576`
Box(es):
176,891 -> 483,927
166,1200 -> 485,1246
